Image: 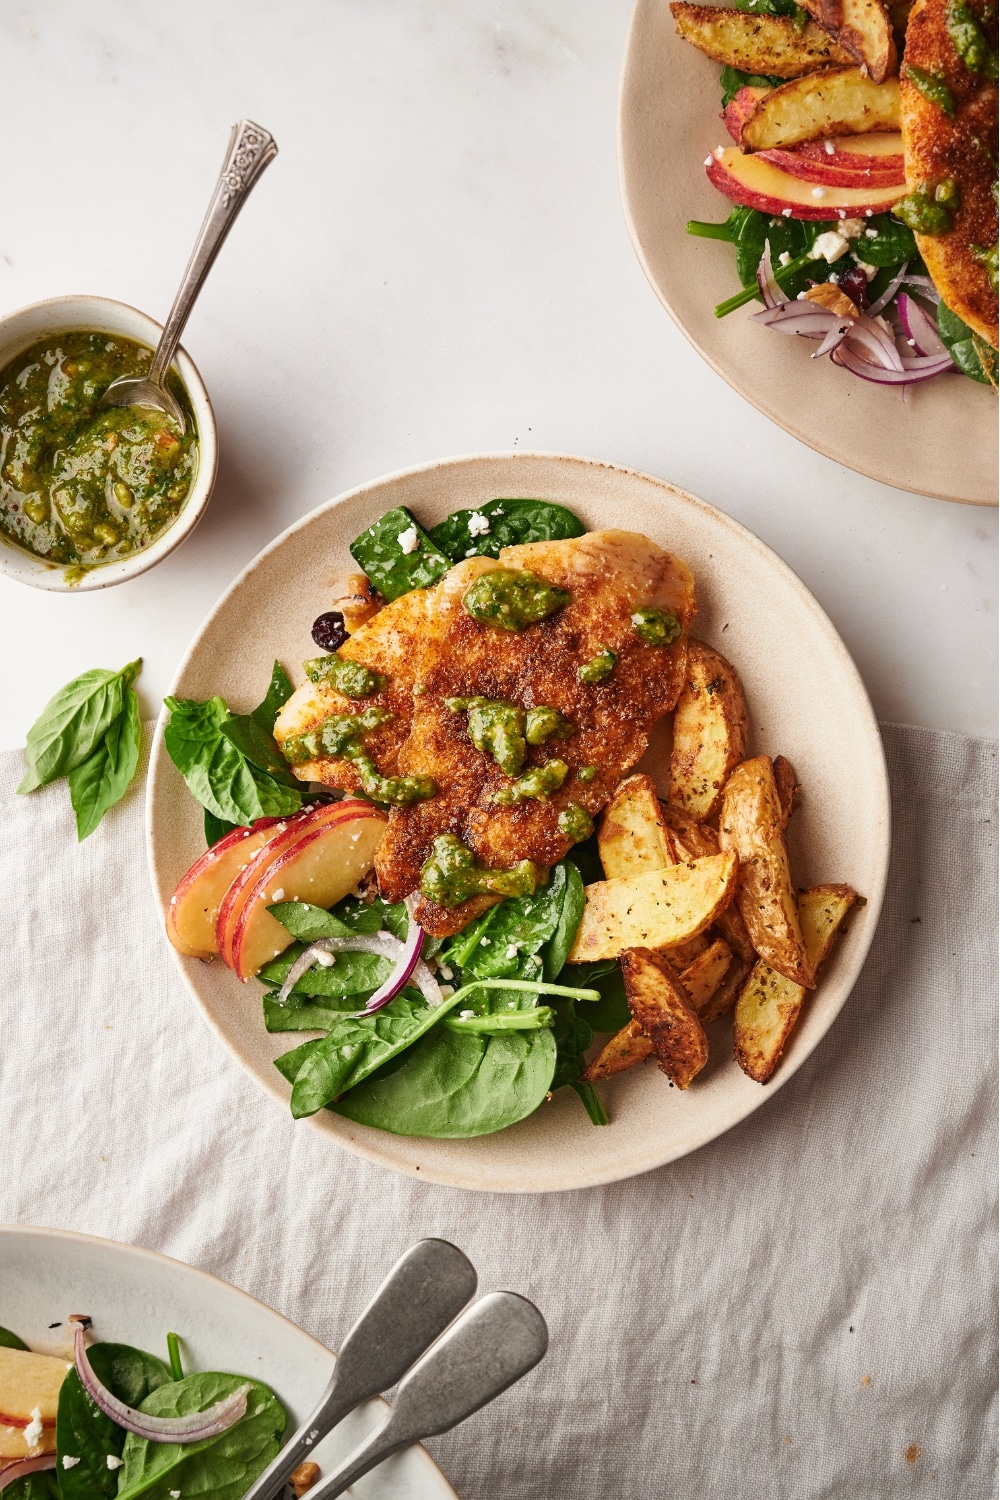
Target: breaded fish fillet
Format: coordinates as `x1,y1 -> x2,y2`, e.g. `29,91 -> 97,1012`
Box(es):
273,585 -> 437,790
901,0 -> 999,347
375,530 -> 697,936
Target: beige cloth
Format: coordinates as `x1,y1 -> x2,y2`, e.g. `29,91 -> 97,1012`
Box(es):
0,723 -> 995,1498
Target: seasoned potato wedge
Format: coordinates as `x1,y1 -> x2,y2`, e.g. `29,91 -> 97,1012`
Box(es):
670,3 -> 853,75
621,948 -> 710,1090
583,1018 -> 654,1080
662,805 -> 719,859
719,756 -> 812,987
668,640 -> 749,820
598,773 -> 675,880
734,883 -> 857,1082
567,853 -> 738,962
740,67 -> 900,151
681,937 -> 734,1012
798,0 -> 897,80
772,754 -> 801,827
701,956 -> 751,1024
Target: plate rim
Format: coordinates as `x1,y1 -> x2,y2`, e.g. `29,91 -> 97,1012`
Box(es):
0,1221 -> 458,1499
616,0 -> 998,509
146,449 -> 891,1193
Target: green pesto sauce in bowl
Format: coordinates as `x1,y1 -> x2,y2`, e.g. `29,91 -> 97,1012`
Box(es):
0,331 -> 199,571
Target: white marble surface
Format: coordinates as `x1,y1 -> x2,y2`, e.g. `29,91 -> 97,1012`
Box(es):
1,0 -> 996,743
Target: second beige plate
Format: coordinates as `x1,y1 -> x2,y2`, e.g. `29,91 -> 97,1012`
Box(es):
147,452 -> 890,1192
618,0 -> 997,506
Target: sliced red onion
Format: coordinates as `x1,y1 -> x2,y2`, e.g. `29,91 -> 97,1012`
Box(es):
276,919 -> 441,1014
832,342 -> 956,383
900,274 -> 941,301
0,1455 -> 58,1491
756,241 -> 788,310
753,304 -> 843,338
812,321 -> 852,358
897,293 -> 949,359
867,261 -> 908,317
844,314 -> 905,371
74,1323 -> 250,1442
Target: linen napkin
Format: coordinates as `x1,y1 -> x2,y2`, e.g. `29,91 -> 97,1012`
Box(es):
0,722 -> 995,1500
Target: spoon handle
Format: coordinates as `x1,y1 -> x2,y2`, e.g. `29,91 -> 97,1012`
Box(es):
148,119 -> 278,386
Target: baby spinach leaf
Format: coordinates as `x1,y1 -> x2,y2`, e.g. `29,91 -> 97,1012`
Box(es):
428,499 -> 585,563
562,960 -> 630,1033
542,859 -> 584,980
263,992 -> 366,1032
68,682 -> 142,840
267,901 -> 356,943
550,997 -> 608,1126
349,507 -> 452,601
3,1474 -> 60,1498
0,1325 -> 28,1349
336,1027 -> 558,1137
288,990 -> 441,1117
56,1342 -> 171,1500
116,1372 -> 285,1500
937,302 -> 999,384
163,696 -> 302,824
273,1036 -> 325,1084
446,862 -> 570,982
18,660 -> 139,794
852,214 -> 917,267
259,944 -> 390,997
719,63 -> 784,105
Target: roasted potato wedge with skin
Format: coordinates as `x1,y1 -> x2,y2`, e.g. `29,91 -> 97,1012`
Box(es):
701,956 -> 752,1024
719,756 -> 812,987
598,773 -> 675,880
670,3 -> 853,75
740,68 -> 901,151
797,0 -> 897,81
661,806 -> 757,964
668,640 -> 749,821
681,937 -> 734,1012
567,853 -> 738,963
621,948 -> 710,1090
734,884 -> 857,1082
583,1017 -> 654,1080
772,754 -> 801,827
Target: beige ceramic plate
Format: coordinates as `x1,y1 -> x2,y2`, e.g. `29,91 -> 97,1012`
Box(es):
618,0 -> 997,506
147,453 -> 890,1193
0,1225 -> 456,1499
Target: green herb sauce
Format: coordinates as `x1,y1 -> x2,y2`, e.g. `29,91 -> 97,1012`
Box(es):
304,653 -> 386,698
905,63 -> 957,115
631,606 -> 682,646
0,332 -> 198,569
578,648 -> 616,684
947,0 -> 999,77
577,764 -> 597,782
447,695 -> 575,776
973,241 -> 1000,291
281,705 -> 434,805
558,802 -> 595,842
492,758 -> 570,804
420,833 -> 541,906
525,705 -> 575,745
893,180 -> 960,235
462,568 -> 571,631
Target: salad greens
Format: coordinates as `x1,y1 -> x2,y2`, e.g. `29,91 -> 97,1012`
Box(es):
18,660 -> 143,839
937,302 -> 999,385
348,505 -> 452,600
0,1324 -> 30,1349
428,498 -> 586,562
56,1344 -> 172,1499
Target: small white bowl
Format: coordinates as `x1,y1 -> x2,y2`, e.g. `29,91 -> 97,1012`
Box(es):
0,294 -> 218,591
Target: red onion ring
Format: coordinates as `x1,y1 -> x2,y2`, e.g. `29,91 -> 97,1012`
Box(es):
756,241 -> 787,310
866,261 -> 908,317
275,914 -> 441,1014
0,1455 -> 58,1490
74,1323 -> 250,1443
897,293 -> 949,359
832,342 -> 956,383
812,322 -> 852,358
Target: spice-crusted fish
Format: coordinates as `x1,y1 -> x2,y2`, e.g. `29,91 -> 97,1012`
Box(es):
374,530 -> 697,936
901,0 -> 999,347
273,585 -> 437,790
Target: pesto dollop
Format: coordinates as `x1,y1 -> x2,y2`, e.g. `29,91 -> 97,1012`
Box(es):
973,241 -> 1000,291
0,332 -> 198,569
577,764 -> 597,782
946,0 -> 998,77
904,62 -> 957,115
524,705 -> 575,745
492,759 -> 570,804
420,833 -> 541,906
305,652 -> 386,698
447,696 -> 574,776
558,802 -> 595,842
578,648 -> 616,684
632,606 -> 682,646
894,179 -> 960,235
282,705 -> 435,805
462,568 -> 571,631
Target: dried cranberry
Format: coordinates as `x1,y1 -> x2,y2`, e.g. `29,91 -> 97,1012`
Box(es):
311,611 -> 348,651
837,265 -> 869,309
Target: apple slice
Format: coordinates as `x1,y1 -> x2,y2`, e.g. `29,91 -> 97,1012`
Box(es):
757,146 -> 903,188
229,802 -> 388,981
706,144 -> 903,218
739,68 -> 900,153
0,1348 -> 69,1459
723,90 -> 904,183
795,130 -> 903,169
167,818 -> 283,958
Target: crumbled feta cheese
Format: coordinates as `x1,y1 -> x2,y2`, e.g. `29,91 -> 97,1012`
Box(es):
506,944 -> 520,958
459,1009 -> 475,1019
170,1492 -> 181,1499
796,291 -> 808,300
811,186 -> 827,199
769,217 -> 781,227
314,950 -> 335,967
838,218 -> 866,239
778,251 -> 792,266
864,227 -> 879,238
854,259 -> 878,280
714,146 -> 725,159
398,526 -> 419,555
439,985 -> 455,999
837,209 -> 846,220
24,1408 -> 43,1450
812,230 -> 850,262
62,1456 -> 81,1469
865,209 -> 873,217
438,965 -> 454,980
703,155 -> 712,166
782,208 -> 793,217
480,937 -> 491,946
467,512 -> 490,537
107,1455 -> 124,1470
271,889 -> 285,902
824,139 -> 835,155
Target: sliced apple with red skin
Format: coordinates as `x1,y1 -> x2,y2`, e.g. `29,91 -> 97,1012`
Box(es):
722,90 -> 903,185
229,801 -> 388,980
216,801 -> 370,970
0,1347 -> 69,1458
166,817 -> 284,958
706,145 -> 903,219
795,130 -> 903,171
757,145 -> 903,187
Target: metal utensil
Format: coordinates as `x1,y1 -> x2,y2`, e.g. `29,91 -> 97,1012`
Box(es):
306,1291 -> 549,1500
100,119 -> 277,431
243,1239 -> 478,1500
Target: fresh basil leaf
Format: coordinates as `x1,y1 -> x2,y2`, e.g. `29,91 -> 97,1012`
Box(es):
253,661 -> 295,729
18,660 -> 139,794
220,715 -> 300,789
719,63 -> 784,106
259,946 -> 391,998
349,507 -> 452,601
163,696 -> 301,824
68,685 -> 142,840
937,302 -> 999,385
336,1027 -> 557,1137
116,1372 -> 285,1500
428,498 -> 585,563
0,1325 -> 29,1349
542,859 -> 584,980
204,809 -> 238,847
56,1342 -> 171,1500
